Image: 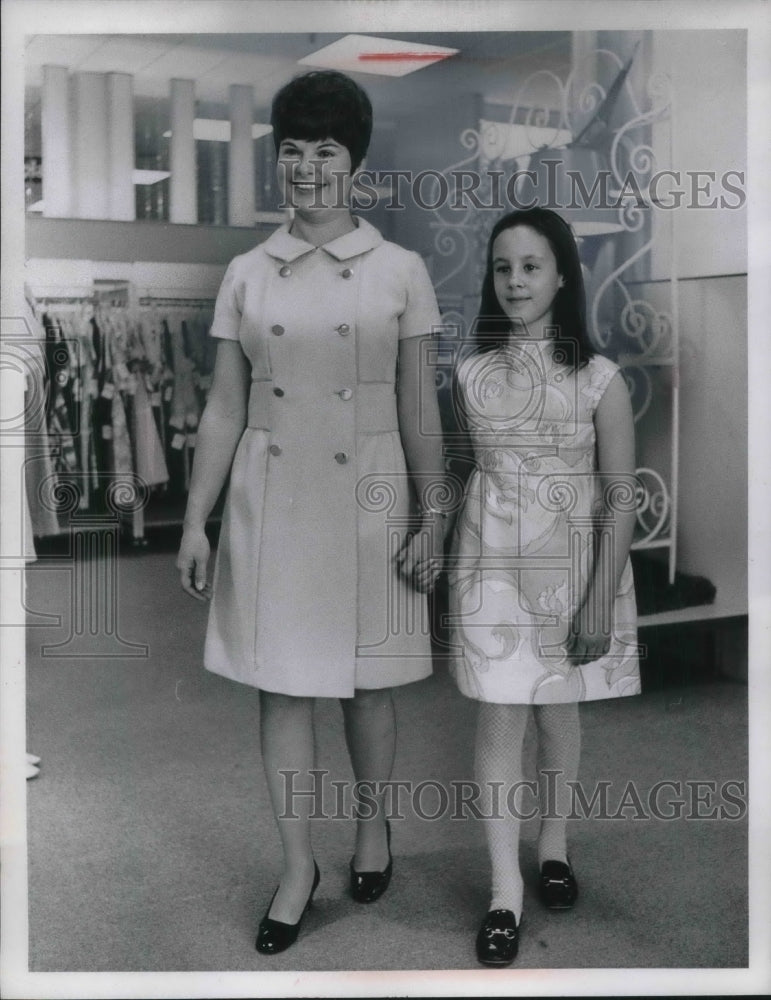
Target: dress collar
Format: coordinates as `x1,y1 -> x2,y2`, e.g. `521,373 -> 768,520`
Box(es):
262,215 -> 383,263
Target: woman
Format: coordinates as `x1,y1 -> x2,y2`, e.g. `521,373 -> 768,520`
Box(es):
176,70 -> 447,954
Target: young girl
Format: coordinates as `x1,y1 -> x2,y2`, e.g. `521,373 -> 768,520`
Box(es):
448,208 -> 641,966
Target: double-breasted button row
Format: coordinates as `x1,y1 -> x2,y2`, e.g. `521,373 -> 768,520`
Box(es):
341,267 -> 354,279
273,323 -> 351,337
279,265 -> 292,278
268,444 -> 349,465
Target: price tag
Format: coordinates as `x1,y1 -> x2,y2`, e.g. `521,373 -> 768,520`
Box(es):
171,433 -> 186,450
169,414 -> 185,431
101,382 -> 115,400
163,385 -> 173,402
185,412 -> 199,429
101,424 -> 113,440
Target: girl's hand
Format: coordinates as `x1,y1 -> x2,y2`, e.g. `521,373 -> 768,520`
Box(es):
565,608 -> 612,665
395,524 -> 444,593
177,526 -> 212,601
566,628 -> 611,665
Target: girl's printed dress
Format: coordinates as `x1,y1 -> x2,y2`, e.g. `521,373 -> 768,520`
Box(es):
448,339 -> 641,705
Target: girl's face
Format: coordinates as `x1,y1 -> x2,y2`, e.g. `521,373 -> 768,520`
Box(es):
277,137 -> 353,213
492,225 -> 565,334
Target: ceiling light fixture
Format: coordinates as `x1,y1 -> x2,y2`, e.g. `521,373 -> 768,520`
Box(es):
299,34 -> 458,77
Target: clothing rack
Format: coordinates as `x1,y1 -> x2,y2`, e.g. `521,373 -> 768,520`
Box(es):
138,296 -> 216,309
26,282 -> 218,545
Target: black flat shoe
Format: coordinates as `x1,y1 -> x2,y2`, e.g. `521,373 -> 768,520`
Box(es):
350,820 -> 392,903
539,858 -> 578,909
475,909 -> 519,966
255,862 -> 320,955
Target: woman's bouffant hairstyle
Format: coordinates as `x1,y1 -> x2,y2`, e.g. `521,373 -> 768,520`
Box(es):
474,208 -> 595,369
270,70 -> 373,172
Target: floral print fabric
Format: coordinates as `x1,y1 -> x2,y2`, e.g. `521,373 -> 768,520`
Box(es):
448,341 -> 641,704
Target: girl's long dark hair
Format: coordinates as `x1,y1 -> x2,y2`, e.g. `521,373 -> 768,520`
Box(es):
473,208 -> 595,369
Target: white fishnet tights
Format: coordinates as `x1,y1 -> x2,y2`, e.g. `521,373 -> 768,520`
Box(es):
475,702 -> 581,916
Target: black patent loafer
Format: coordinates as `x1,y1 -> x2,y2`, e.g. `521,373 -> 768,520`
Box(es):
475,908 -> 519,966
350,820 -> 392,903
255,863 -> 320,955
539,858 -> 578,909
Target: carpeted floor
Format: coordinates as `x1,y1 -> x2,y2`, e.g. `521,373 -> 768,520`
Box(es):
24,549 -> 748,973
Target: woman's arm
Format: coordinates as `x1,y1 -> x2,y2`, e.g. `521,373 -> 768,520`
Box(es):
568,369 -> 637,663
176,339 -> 250,599
395,333 -> 448,591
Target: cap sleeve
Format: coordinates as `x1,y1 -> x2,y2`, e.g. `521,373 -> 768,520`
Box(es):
582,354 -> 622,413
209,259 -> 242,341
398,252 -> 441,340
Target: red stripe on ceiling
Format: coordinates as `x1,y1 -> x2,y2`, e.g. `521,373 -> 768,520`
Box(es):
357,53 -> 450,61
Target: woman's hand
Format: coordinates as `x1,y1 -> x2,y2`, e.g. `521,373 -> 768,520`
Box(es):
176,525 -> 212,601
396,519 -> 444,593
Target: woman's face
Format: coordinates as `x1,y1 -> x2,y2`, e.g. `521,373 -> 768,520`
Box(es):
277,137 -> 353,213
492,225 -> 564,334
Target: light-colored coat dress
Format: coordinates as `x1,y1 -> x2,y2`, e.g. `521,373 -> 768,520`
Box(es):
204,218 -> 441,697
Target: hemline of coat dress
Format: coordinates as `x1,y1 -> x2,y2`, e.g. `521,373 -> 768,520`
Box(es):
204,217 -> 440,698
448,342 -> 641,705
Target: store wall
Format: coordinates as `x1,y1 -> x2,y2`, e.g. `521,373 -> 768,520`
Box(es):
633,274 -> 747,616
648,31 -> 747,613
391,91 -> 484,298
26,216 -> 268,266
650,31 -> 747,281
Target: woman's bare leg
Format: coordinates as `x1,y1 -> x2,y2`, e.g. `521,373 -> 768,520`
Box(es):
259,690 -> 317,923
341,687 -> 396,870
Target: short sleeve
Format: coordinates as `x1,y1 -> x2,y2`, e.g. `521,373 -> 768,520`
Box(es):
398,252 -> 441,340
209,259 -> 242,341
582,354 -> 622,413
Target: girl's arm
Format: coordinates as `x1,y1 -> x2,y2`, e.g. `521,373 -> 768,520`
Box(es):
176,339 -> 250,600
395,333 -> 448,591
568,369 -> 637,664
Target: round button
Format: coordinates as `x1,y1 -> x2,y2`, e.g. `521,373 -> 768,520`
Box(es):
337,323 -> 351,336
341,268 -> 354,279
273,387 -> 285,397
337,388 -> 353,401
279,265 -> 292,277
334,452 -> 348,465
269,444 -> 282,456
271,324 -> 285,336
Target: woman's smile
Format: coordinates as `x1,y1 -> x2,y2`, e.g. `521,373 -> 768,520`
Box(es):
278,137 -> 353,212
